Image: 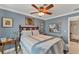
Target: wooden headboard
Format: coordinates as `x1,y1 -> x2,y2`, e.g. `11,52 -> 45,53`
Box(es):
19,25 -> 39,42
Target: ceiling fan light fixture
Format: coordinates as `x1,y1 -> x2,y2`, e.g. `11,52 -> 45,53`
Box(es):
38,12 -> 44,16
31,4 -> 54,16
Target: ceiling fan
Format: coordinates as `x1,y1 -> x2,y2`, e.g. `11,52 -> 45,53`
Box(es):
30,4 -> 54,16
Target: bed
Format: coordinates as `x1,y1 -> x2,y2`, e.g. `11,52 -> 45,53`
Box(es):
19,25 -> 65,54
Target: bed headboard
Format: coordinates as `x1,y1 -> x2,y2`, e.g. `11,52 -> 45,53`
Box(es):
19,25 -> 38,31
19,25 -> 39,42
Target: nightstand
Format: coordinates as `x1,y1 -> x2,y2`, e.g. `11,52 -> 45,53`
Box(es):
0,38 -> 19,54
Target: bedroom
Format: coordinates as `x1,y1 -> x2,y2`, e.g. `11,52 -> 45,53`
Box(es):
0,4 -> 79,54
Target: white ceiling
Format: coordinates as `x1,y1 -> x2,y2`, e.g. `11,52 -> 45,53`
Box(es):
0,4 -> 79,20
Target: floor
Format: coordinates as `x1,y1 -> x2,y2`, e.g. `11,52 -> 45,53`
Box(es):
0,41 -> 79,54
69,41 -> 79,54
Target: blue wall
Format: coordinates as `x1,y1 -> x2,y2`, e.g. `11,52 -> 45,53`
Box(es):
0,9 -> 41,38
45,13 -> 79,43
0,9 -> 41,50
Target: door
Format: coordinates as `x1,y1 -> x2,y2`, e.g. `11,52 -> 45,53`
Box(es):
68,16 -> 79,54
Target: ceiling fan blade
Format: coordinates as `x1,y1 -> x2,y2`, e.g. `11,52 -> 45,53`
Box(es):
45,12 -> 52,15
45,4 -> 54,10
32,4 -> 39,10
30,12 -> 38,14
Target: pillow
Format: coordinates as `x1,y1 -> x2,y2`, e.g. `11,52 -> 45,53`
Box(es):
21,30 -> 32,36
32,30 -> 39,35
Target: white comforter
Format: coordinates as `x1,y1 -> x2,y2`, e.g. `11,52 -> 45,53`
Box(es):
20,34 -> 64,54
29,34 -> 53,41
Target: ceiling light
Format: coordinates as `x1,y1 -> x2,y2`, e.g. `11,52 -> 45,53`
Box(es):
38,12 -> 44,16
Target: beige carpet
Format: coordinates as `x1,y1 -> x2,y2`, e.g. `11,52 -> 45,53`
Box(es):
69,41 -> 79,54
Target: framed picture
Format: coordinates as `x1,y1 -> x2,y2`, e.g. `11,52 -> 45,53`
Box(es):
25,17 -> 34,25
2,17 -> 13,27
49,23 -> 60,32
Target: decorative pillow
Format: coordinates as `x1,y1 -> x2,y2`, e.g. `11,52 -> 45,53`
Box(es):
32,30 -> 39,35
21,30 -> 32,36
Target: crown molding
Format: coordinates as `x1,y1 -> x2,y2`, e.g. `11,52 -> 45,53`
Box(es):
46,10 -> 79,20
0,6 -> 44,20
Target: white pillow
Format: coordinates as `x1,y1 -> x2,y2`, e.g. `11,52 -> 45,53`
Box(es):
32,30 -> 39,35
21,30 -> 32,36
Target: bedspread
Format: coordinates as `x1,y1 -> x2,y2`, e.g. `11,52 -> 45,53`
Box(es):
32,38 -> 64,54
20,35 -> 65,54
